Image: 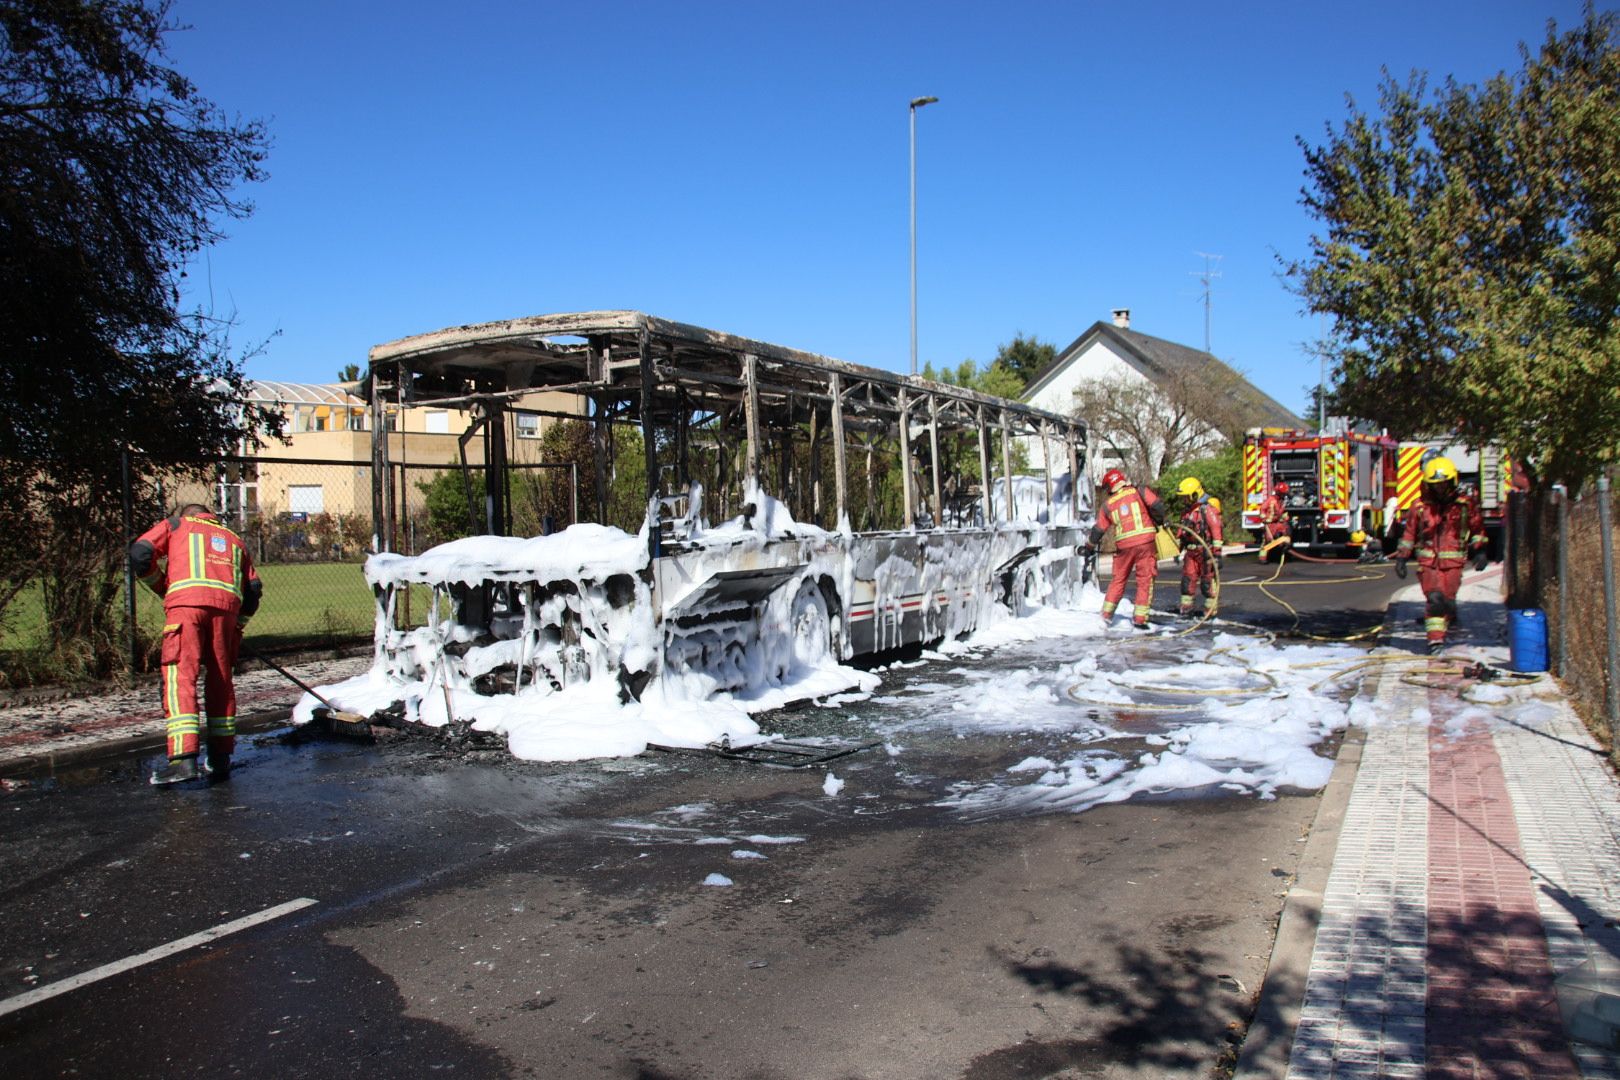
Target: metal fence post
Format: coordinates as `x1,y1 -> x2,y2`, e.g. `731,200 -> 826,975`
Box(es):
1555,485 -> 1568,675
1598,472 -> 1619,753
120,446 -> 139,683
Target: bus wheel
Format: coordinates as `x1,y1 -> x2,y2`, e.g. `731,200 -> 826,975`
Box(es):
789,580 -> 833,667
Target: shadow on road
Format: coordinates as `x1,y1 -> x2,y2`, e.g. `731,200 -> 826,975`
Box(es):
975,938 -> 1242,1077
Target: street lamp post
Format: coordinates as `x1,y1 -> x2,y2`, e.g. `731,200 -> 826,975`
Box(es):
909,95 -> 938,377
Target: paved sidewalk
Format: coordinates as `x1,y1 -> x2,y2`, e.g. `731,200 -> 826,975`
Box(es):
1240,567 -> 1620,1079
0,652 -> 369,780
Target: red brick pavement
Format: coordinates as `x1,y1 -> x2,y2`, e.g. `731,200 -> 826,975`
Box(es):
1426,683 -> 1580,1078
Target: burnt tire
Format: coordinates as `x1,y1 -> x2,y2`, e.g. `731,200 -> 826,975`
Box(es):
789,580 -> 834,668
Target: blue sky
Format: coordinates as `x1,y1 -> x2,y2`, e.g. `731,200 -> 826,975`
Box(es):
167,1 -> 1594,416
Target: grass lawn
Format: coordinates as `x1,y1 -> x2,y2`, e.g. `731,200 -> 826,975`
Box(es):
0,562 -> 432,660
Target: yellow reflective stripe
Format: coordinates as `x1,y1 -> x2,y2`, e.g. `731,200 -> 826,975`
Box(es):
208,715 -> 237,736
165,577 -> 243,597
163,663 -> 183,717
188,532 -> 206,582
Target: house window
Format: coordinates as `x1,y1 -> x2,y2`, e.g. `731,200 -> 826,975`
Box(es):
288,485 -> 324,514
347,408 -> 367,431
424,410 -> 450,434
516,413 -> 541,439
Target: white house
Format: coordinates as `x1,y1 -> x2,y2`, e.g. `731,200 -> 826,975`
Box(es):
1022,309 -> 1303,477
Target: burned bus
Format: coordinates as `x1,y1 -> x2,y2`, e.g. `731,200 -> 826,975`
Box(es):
356,311 -> 1090,716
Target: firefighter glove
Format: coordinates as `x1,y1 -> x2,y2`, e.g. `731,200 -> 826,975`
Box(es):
1472,548 -> 1488,571
1079,544 -> 1096,559
1394,558 -> 1408,579
1215,551 -> 1224,568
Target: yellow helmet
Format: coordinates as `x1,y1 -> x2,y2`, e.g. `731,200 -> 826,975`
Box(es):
1422,457 -> 1459,485
1176,477 -> 1205,499
1350,530 -> 1367,545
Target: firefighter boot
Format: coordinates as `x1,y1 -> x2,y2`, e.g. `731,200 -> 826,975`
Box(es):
1427,640 -> 1447,656
150,755 -> 199,786
206,745 -> 232,782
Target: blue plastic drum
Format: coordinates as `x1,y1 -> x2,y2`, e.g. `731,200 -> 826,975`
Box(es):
1507,607 -> 1549,673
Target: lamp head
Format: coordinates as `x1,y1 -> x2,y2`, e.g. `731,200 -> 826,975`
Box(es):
910,96 -> 939,109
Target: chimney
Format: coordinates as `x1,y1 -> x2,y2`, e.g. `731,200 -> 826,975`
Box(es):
1110,308 -> 1131,329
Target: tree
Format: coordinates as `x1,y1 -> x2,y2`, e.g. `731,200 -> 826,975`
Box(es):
1299,381 -> 1342,430
336,363 -> 361,383
919,359 -> 1029,485
0,0 -> 274,677
1288,9 -> 1620,490
1069,366 -> 1249,482
993,333 -> 1057,392
1153,444 -> 1244,537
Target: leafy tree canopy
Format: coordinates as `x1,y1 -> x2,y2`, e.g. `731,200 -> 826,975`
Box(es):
993,333 -> 1056,392
0,0 -> 273,674
1288,7 -> 1620,490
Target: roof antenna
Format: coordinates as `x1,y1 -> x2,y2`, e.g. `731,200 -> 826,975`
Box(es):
1190,252 -> 1223,353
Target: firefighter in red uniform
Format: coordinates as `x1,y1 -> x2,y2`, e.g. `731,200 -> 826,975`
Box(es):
1084,469 -> 1166,628
130,504 -> 262,784
1257,481 -> 1291,563
1394,458 -> 1487,654
1175,477 -> 1223,620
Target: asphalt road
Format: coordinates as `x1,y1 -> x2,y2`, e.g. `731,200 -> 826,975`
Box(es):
0,552 -> 1403,1080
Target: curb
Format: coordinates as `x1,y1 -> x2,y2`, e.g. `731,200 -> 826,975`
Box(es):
0,707 -> 294,781
1232,725 -> 1365,1078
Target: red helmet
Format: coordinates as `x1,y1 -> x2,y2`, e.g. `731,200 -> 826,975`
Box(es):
1101,468 -> 1126,492
1274,482 -> 1289,496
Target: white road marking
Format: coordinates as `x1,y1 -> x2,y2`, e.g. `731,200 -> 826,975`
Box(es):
0,897 -> 317,1018
1223,575 -> 1258,584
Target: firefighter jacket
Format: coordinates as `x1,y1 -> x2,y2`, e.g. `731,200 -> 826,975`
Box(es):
1395,494 -> 1486,571
1089,485 -> 1164,550
1259,493 -> 1287,525
1179,499 -> 1224,550
131,513 -> 262,617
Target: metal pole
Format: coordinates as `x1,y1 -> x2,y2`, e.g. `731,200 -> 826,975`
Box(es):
1556,484 -> 1569,675
909,96 -> 936,377
1597,472 -> 1619,752
121,446 -> 139,681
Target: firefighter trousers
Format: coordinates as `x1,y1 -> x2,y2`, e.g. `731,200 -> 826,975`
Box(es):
1102,544 -> 1158,625
1180,550 -> 1219,615
1417,565 -> 1463,645
160,607 -> 240,759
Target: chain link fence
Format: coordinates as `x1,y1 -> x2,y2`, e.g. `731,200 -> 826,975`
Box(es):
1505,480 -> 1620,747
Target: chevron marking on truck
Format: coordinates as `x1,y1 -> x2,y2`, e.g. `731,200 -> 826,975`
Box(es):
1396,445 -> 1426,510
1243,442 -> 1261,504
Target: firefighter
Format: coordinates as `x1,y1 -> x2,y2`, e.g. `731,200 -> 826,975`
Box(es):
1175,477 -> 1223,620
130,504 -> 262,784
1258,481 -> 1291,563
1083,468 -> 1166,628
1394,457 -> 1487,654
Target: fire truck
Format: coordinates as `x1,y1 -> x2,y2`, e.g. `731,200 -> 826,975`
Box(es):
1240,428 -> 1510,554
1240,428 -> 1396,550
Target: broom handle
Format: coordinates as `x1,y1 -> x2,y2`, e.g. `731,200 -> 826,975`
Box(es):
241,645 -> 339,711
